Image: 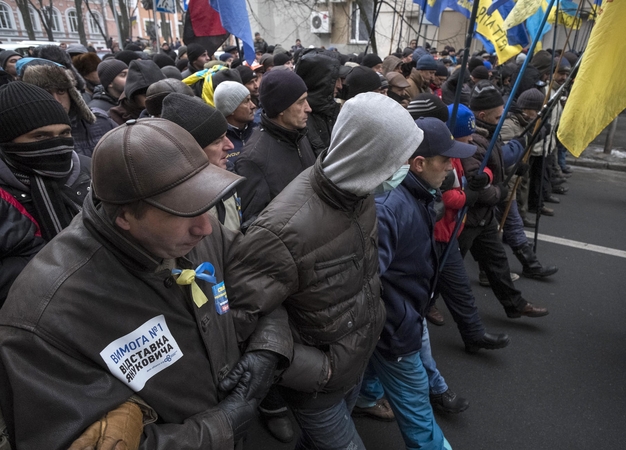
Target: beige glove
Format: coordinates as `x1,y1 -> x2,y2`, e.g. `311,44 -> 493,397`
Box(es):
68,401 -> 144,450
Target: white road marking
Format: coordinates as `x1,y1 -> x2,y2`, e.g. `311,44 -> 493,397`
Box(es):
524,231 -> 626,259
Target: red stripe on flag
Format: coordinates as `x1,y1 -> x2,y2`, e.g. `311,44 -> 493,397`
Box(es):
189,0 -> 227,36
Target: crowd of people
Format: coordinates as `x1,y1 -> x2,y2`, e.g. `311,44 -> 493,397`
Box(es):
0,34 -> 578,449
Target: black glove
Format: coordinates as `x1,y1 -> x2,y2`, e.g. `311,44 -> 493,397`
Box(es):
513,135 -> 527,148
497,183 -> 509,202
440,170 -> 455,192
464,188 -> 480,207
515,162 -> 530,176
468,172 -> 490,190
537,121 -> 552,141
219,350 -> 280,403
217,371 -> 259,442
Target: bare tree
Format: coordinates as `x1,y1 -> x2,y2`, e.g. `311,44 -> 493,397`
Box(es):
15,0 -> 36,39
30,0 -> 56,41
74,0 -> 89,46
84,0 -> 109,42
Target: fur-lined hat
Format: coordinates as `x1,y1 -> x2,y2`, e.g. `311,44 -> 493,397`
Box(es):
21,63 -> 95,124
72,52 -> 102,77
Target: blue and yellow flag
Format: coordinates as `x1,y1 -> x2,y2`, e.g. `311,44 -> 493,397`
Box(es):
475,0 -> 522,63
557,0 -> 626,157
414,0 -> 446,27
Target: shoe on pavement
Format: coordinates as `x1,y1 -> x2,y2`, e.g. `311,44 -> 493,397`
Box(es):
426,305 -> 445,326
506,302 -> 549,319
464,332 -> 511,354
522,217 -> 536,228
479,271 -> 519,287
553,185 -> 569,195
561,165 -> 573,174
552,177 -> 566,186
352,398 -> 396,421
545,195 -> 560,204
540,206 -> 554,216
430,390 -> 469,414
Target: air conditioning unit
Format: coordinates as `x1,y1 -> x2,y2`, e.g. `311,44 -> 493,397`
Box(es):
310,11 -> 330,34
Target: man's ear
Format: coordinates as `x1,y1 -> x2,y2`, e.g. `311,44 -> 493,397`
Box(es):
115,208 -> 132,231
477,111 -> 486,121
409,156 -> 425,174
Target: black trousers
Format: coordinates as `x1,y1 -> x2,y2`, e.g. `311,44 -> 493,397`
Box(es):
435,241 -> 485,343
458,218 -> 526,313
528,154 -> 552,211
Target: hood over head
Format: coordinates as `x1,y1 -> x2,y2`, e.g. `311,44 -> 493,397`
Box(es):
295,52 -> 340,114
124,59 -> 165,100
322,92 -> 423,196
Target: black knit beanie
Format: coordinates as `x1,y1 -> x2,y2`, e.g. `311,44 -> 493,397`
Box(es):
186,43 -> 206,64
361,53 -> 383,68
345,66 -> 381,100
97,59 -> 128,90
259,70 -> 308,118
0,82 -> 70,143
115,50 -> 141,66
236,65 -> 256,85
153,53 -> 175,68
516,88 -> 544,111
469,82 -> 504,111
471,65 -> 490,80
161,93 -> 228,148
407,93 -> 450,122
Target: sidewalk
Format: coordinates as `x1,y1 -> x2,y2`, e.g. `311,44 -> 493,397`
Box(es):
567,145 -> 626,172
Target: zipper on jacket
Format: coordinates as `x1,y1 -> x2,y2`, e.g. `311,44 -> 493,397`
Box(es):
314,253 -> 358,270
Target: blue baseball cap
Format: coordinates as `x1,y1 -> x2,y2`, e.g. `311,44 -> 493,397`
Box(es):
412,117 -> 476,159
446,104 -> 476,138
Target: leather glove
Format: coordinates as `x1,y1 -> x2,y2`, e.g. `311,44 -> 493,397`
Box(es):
217,371 -> 260,442
515,162 -> 530,176
497,183 -> 509,202
468,172 -> 490,190
68,401 -> 144,450
440,171 -> 455,192
464,188 -> 480,207
219,351 -> 280,403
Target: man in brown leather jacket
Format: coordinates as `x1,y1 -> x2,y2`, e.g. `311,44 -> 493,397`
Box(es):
0,119 -> 292,449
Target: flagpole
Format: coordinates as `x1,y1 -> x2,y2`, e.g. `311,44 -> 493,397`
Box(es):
439,0 -> 558,272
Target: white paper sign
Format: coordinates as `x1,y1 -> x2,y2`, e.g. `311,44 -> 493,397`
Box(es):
100,315 -> 183,391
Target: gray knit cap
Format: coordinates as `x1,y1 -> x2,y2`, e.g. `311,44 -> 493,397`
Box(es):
214,81 -> 250,117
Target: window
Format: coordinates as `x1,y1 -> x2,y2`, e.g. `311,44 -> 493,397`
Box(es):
67,9 -> 78,33
29,6 -> 40,31
42,7 -> 62,32
0,3 -> 14,30
350,1 -> 372,44
88,12 -> 101,34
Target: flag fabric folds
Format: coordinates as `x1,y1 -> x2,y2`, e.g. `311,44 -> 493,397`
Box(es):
548,0 -> 581,29
183,0 -> 255,64
503,0 -> 543,30
414,0 -> 446,27
209,0 -> 255,64
475,0 -> 523,63
526,0 -> 551,51
557,0 -> 626,157
183,0 -> 229,57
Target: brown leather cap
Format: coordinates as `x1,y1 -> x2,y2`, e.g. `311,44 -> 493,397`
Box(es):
92,118 -> 243,217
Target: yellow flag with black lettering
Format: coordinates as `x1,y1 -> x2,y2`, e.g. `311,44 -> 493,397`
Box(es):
476,0 -> 523,63
557,0 -> 626,157
503,0 -> 543,30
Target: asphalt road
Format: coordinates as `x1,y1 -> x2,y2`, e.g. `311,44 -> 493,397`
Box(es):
247,165 -> 626,450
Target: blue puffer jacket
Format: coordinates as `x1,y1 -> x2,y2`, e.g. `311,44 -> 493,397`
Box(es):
375,171 -> 438,360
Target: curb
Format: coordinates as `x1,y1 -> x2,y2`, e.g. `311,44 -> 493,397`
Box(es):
566,156 -> 626,173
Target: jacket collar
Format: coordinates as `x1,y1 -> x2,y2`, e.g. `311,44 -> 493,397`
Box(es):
401,171 -> 437,203
82,194 -> 162,272
311,150 -> 366,213
260,113 -> 308,145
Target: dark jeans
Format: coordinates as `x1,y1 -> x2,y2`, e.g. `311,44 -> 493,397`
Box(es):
497,200 -> 528,249
458,218 -> 526,313
435,241 -> 485,343
288,381 -> 366,450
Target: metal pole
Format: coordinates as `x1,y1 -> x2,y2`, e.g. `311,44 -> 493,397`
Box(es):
604,117 -> 619,154
416,7 -> 425,46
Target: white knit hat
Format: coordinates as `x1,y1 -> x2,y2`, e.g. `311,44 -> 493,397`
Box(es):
214,81 -> 250,117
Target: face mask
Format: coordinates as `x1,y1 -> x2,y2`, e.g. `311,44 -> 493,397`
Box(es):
1,136 -> 75,178
371,164 -> 410,195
